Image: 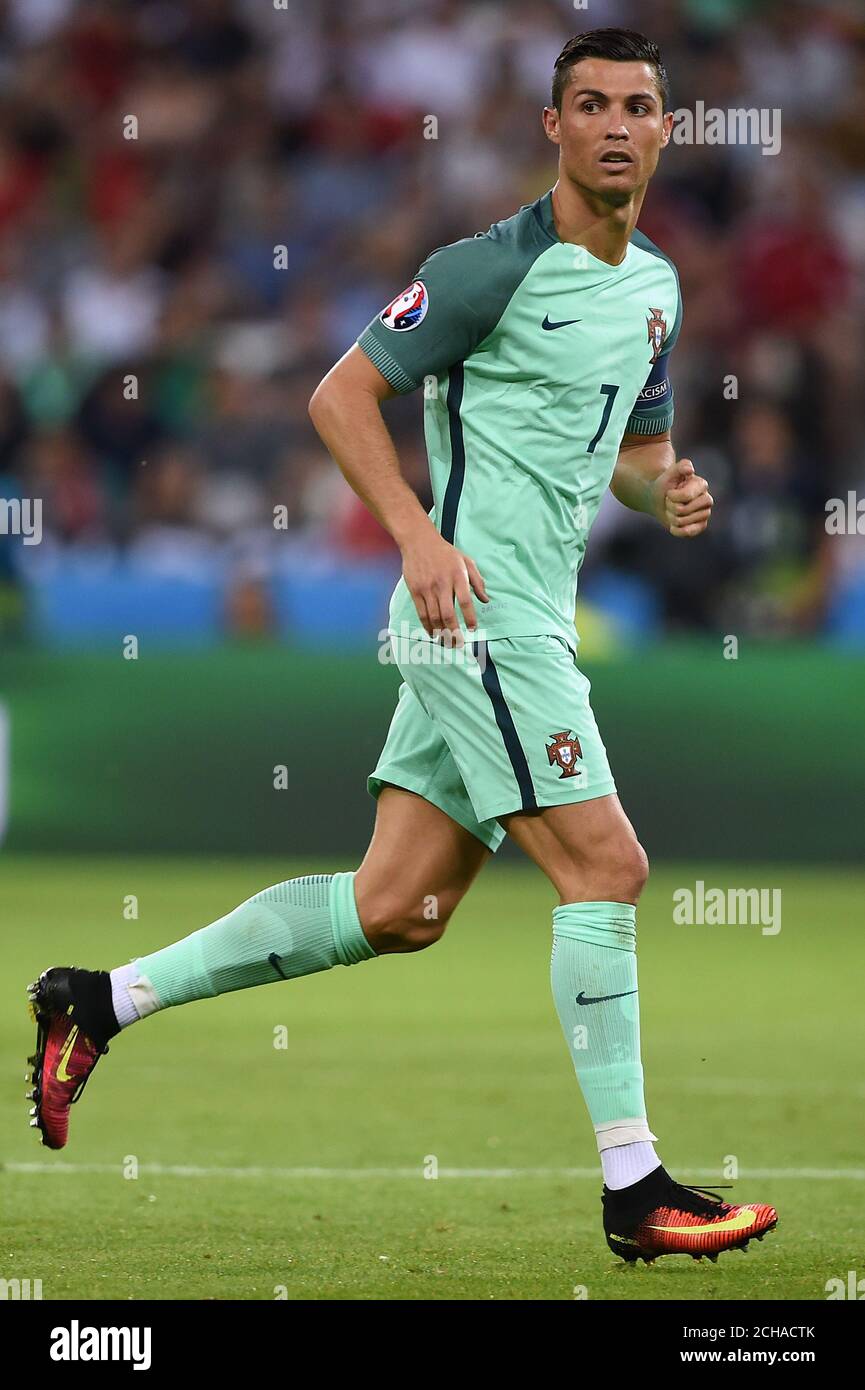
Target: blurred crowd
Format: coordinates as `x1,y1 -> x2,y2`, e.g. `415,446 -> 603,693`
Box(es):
0,0 -> 864,641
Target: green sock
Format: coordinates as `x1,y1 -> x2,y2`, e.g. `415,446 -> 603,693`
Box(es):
119,871 -> 376,1018
550,901 -> 657,1150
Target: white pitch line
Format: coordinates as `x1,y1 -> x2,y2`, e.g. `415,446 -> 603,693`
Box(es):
3,1162 -> 864,1181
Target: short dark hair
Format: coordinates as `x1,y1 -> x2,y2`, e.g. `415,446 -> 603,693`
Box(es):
551,28 -> 670,113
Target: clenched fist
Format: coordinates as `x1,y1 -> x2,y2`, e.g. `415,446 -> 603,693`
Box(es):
651,457 -> 714,537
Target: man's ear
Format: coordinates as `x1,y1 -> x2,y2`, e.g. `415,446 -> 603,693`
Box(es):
542,105 -> 561,146
660,110 -> 675,149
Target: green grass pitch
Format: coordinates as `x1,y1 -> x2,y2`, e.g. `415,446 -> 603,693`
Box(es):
2,855 -> 862,1301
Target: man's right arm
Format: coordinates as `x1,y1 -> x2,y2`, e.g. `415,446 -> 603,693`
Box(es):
308,344 -> 487,638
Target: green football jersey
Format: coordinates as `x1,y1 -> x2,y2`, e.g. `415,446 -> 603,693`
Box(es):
357,187 -> 682,646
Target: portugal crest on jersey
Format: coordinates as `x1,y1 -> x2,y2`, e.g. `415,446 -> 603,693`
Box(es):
546,730 -> 583,778
647,306 -> 667,363
380,280 -> 429,332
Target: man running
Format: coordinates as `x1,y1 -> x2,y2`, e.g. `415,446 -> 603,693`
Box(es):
27,28 -> 776,1265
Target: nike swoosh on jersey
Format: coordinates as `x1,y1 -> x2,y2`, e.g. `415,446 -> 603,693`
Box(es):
541,315 -> 582,330
575,989 -> 638,1005
56,1025 -> 79,1082
647,1209 -> 757,1236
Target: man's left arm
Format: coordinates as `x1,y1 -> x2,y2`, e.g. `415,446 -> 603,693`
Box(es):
609,314 -> 713,537
610,430 -> 714,538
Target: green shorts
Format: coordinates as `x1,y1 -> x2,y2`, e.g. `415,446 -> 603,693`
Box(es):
368,633 -> 617,852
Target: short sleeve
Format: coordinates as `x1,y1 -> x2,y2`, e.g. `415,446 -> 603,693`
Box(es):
357,235 -> 518,394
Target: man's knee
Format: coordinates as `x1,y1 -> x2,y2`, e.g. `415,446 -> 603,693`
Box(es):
600,832 -> 649,902
560,830 -> 649,904
624,838 -> 650,901
358,888 -> 457,954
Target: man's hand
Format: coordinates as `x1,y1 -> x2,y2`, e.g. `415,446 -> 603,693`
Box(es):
401,528 -> 489,641
650,457 -> 714,537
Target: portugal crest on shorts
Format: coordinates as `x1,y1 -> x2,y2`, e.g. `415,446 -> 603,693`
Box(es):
546,730 -> 583,779
647,306 -> 667,363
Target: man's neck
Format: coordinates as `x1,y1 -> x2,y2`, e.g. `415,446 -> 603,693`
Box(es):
550,178 -> 645,266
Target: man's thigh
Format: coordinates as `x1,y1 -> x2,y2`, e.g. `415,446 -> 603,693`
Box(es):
355,785 -> 491,926
502,794 -> 647,905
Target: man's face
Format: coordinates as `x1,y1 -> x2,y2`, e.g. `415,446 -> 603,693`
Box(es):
543,57 -> 673,206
